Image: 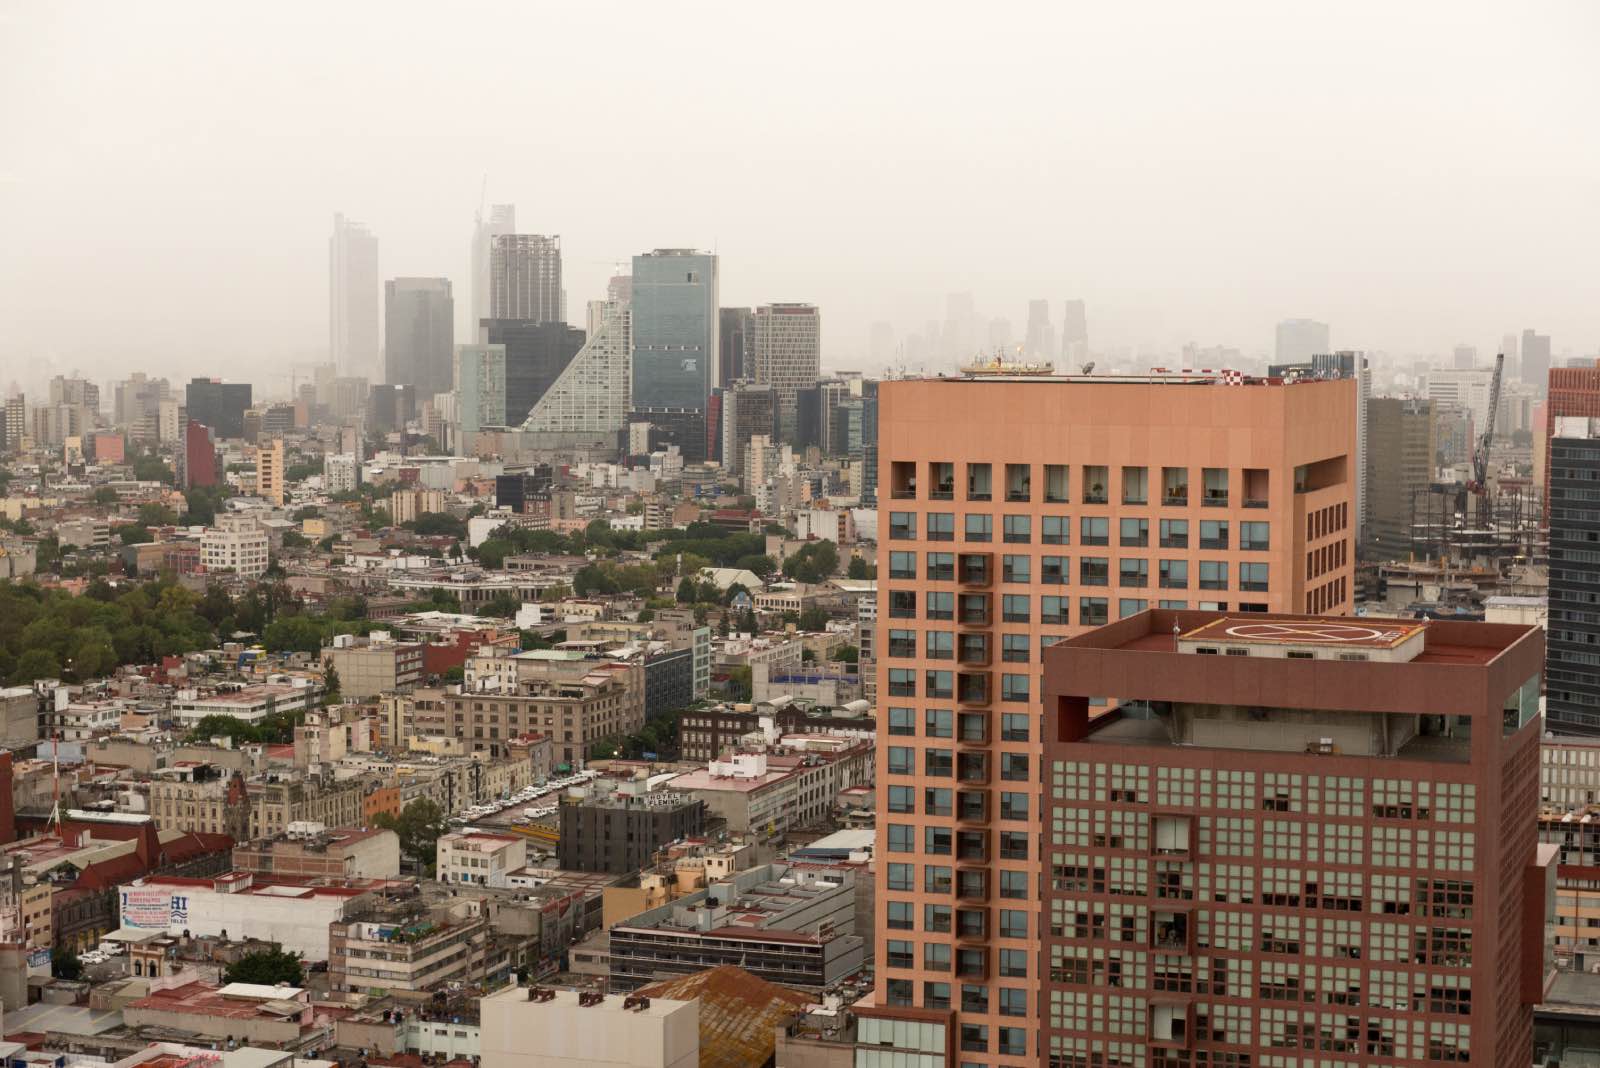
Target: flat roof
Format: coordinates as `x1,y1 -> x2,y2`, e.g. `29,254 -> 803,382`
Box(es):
1180,616 -> 1427,650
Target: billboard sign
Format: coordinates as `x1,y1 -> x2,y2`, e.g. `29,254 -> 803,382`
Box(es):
120,887 -> 189,929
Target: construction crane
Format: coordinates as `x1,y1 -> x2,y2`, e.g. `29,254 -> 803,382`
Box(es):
1456,351 -> 1505,529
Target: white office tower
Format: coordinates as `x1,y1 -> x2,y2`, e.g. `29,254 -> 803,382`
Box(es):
470,203 -> 516,335
520,301 -> 632,441
330,213 -> 379,377
325,453 -> 360,494
752,302 -> 821,443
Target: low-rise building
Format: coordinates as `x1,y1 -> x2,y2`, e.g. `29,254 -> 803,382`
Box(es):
118,872 -> 377,960
171,682 -> 318,729
479,983 -> 698,1068
323,631 -> 424,699
557,790 -> 705,875
200,513 -> 270,577
609,862 -> 865,993
232,825 -> 401,880
329,895 -> 494,995
437,832 -> 527,888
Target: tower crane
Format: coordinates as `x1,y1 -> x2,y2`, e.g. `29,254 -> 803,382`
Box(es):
1456,352 -> 1505,530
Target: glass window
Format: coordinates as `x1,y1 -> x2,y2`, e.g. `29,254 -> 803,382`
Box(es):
929,462 -> 955,499
1083,465 -> 1108,504
887,938 -> 914,967
925,903 -> 952,932
925,708 -> 953,737
889,590 -> 917,618
924,787 -> 952,816
887,785 -> 914,813
1001,673 -> 1030,702
1001,752 -> 1029,780
967,463 -> 992,501
923,982 -> 951,1009
1241,562 -> 1269,591
925,671 -> 953,699
1002,594 -> 1029,623
1001,713 -> 1030,743
1041,555 -> 1067,584
1120,517 -> 1149,546
887,863 -> 913,891
1044,464 -> 1069,502
1122,465 -> 1148,504
1160,517 -> 1189,548
1000,870 -> 1028,899
1042,595 -> 1069,625
1159,559 -> 1188,588
1162,466 -> 1189,505
1041,516 -> 1070,545
1158,599 -> 1188,609
999,1026 -> 1026,1056
1001,634 -> 1030,662
888,669 -> 915,697
927,552 -> 955,580
1081,516 -> 1109,545
887,707 -> 914,735
1002,554 -> 1030,583
926,591 -> 954,620
1203,467 -> 1229,506
925,748 -> 952,776
925,865 -> 952,894
1119,598 -> 1148,618
962,984 -> 989,1014
965,513 -> 992,542
1005,463 -> 1030,502
887,746 -> 913,774
999,987 -> 1028,1017
1119,558 -> 1148,587
1080,597 -> 1108,626
1200,560 -> 1229,590
889,551 -> 916,579
925,631 -> 954,660
1200,519 -> 1229,549
887,629 -> 916,657
924,826 -> 952,856
999,948 -> 1028,978
923,941 -> 951,971
1003,514 -> 1031,543
1080,556 -> 1108,585
1000,791 -> 1029,820
885,979 -> 912,1006
961,1024 -> 989,1053
887,901 -> 914,929
927,511 -> 955,541
1240,520 -> 1270,551
887,824 -> 914,852
889,512 -> 916,540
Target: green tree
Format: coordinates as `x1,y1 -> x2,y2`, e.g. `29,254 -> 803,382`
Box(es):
846,556 -> 874,580
224,947 -> 304,986
830,644 -> 859,664
480,592 -> 521,619
93,487 -> 120,505
676,576 -> 698,604
118,525 -> 154,545
375,799 -> 448,872
726,665 -> 753,702
573,564 -> 619,597
322,664 -> 341,705
783,540 -> 840,584
405,512 -> 468,539
799,605 -> 831,631
11,648 -> 61,684
736,553 -> 778,579
132,452 -> 174,484
51,946 -> 83,981
138,503 -> 180,526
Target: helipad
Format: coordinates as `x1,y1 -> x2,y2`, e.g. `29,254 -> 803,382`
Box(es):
1180,617 -> 1427,650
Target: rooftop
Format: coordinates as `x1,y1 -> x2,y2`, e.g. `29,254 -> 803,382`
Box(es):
636,965 -> 808,1068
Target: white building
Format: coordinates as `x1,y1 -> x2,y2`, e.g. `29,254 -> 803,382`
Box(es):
201,514 -> 270,578
325,453 -> 360,495
171,682 -> 318,728
752,303 -> 821,443
118,872 -> 371,961
436,832 -> 528,888
520,300 -> 632,440
1424,368 -> 1495,434
479,984 -> 697,1068
390,487 -> 447,524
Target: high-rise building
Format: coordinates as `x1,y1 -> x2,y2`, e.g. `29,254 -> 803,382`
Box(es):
470,203 -> 515,336
1364,397 -> 1437,557
1453,342 -> 1478,369
1043,609 -> 1548,1068
181,420 -> 218,489
367,383 -> 416,435
330,213 -> 379,378
1543,363 -> 1600,522
1522,328 -> 1552,391
1548,415 -> 1600,733
454,344 -> 507,436
2,395 -> 24,454
872,372 -> 1357,1054
255,438 -> 285,506
1061,298 -> 1088,365
752,303 -> 821,443
184,378 -> 251,440
325,453 -> 360,495
481,320 -> 586,426
795,378 -> 853,455
384,278 -> 454,397
860,379 -> 879,505
718,307 -> 753,388
1023,299 -> 1055,361
490,234 -> 561,323
521,301 -> 632,443
1274,317 -> 1330,365
631,249 -> 718,413
719,381 -> 777,478
1424,368 -> 1494,434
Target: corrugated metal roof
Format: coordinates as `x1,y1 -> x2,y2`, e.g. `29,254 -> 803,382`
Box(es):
636,965 -> 809,1068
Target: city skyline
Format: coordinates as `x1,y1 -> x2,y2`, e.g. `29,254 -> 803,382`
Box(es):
4,3 -> 1598,391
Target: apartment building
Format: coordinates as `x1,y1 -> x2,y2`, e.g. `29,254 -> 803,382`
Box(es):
872,371 -> 1358,1064
147,767 -> 365,840
329,897 -> 494,995
437,831 -> 528,888
1041,610 -> 1549,1068
323,631 -> 424,699
200,513 -> 270,578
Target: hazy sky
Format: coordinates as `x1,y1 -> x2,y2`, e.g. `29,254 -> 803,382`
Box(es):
3,1 -> 1597,395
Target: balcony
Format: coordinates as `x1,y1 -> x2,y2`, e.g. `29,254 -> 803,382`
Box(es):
957,751 -> 991,785
959,553 -> 993,587
957,789 -> 991,825
1242,468 -> 1269,509
954,945 -> 989,978
958,593 -> 991,627
956,832 -> 989,863
930,463 -> 955,501
956,906 -> 990,941
957,671 -> 992,707
957,710 -> 991,744
958,635 -> 991,667
955,868 -> 991,905
1148,1002 -> 1193,1049
890,461 -> 918,500
1150,910 -> 1193,954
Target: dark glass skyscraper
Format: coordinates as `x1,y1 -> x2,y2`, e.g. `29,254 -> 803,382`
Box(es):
184,378 -> 251,439
384,278 -> 454,397
631,249 -> 718,412
1548,421 -> 1600,733
482,320 -> 586,426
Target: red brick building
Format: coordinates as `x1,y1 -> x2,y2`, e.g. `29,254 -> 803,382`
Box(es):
1042,610 -> 1553,1067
